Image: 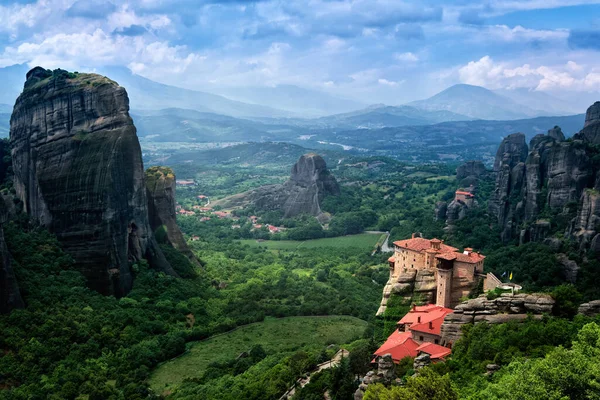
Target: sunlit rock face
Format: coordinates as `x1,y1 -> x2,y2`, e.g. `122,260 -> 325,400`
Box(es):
10,67 -> 176,297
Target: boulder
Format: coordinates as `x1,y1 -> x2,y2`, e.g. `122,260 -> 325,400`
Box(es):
578,300 -> 600,317
434,201 -> 448,221
10,68 -> 177,297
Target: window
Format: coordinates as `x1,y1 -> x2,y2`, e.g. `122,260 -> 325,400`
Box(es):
419,336 -> 424,341
435,339 -> 439,344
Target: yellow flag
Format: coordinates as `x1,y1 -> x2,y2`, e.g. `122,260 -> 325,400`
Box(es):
509,272 -> 513,281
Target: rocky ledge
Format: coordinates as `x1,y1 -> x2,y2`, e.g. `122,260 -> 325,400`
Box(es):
440,293 -> 555,345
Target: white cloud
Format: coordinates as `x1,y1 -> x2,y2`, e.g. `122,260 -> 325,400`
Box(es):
378,78 -> 401,86
394,52 -> 418,62
458,55 -> 600,91
0,29 -> 198,74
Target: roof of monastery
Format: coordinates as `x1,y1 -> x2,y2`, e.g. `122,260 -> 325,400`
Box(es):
373,330 -> 419,362
416,342 -> 452,360
398,305 -> 453,336
393,237 -> 458,253
393,236 -> 485,264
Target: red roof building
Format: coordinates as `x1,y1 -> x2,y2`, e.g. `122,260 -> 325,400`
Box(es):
373,330 -> 420,363
388,234 -> 486,309
374,304 -> 454,365
415,343 -> 452,360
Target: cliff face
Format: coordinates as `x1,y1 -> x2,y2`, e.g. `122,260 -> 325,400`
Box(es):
10,67 -> 176,297
213,153 -> 340,218
488,106 -> 600,247
488,133 -> 528,242
146,166 -> 199,263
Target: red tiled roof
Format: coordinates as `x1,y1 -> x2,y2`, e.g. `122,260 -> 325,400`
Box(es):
416,343 -> 452,359
388,256 -> 395,262
435,253 -> 457,261
393,238 -> 458,253
453,252 -> 485,263
455,191 -> 474,197
374,331 -> 419,362
398,305 -> 453,337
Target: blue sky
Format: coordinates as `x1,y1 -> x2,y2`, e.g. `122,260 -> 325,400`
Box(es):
1,0 -> 600,104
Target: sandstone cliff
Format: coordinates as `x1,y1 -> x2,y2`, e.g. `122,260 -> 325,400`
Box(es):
10,67 -> 176,297
488,105 -> 600,248
146,166 -> 199,264
213,153 -> 340,218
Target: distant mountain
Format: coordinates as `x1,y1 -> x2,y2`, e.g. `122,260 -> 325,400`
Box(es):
494,88 -> 580,116
98,67 -> 295,118
132,108 -> 302,142
408,84 -> 544,120
213,84 -> 366,117
313,104 -> 471,128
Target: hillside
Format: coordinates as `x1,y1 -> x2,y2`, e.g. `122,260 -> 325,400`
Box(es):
408,84 -> 544,120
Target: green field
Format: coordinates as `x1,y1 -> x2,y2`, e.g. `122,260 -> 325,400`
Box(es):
240,233 -> 384,251
149,316 -> 367,394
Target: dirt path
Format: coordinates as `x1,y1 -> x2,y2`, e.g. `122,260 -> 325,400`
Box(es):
280,349 -> 349,399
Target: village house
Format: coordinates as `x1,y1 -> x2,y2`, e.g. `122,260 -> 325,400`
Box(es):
454,186 -> 475,206
267,225 -> 279,233
373,305 -> 453,364
175,179 -> 196,187
388,234 -> 494,308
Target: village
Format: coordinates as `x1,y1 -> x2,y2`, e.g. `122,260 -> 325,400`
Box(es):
175,180 -> 286,237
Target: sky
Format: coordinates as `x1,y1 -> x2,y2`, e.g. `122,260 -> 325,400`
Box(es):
1,0 -> 600,104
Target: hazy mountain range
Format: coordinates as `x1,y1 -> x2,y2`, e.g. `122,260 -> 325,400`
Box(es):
0,64 -> 595,148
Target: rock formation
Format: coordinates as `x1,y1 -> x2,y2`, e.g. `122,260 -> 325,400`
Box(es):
146,166 -> 199,264
440,293 -> 554,345
456,160 -> 486,186
488,104 -> 600,248
578,299 -> 600,317
377,269 -> 436,316
488,133 -> 528,242
213,153 -> 340,218
10,67 -> 176,297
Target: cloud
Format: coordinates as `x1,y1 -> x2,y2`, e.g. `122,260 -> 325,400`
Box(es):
394,52 -> 419,62
457,55 -> 600,91
0,28 -> 198,74
113,24 -> 147,36
378,78 -> 402,86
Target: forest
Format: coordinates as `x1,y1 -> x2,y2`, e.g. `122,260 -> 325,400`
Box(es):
1,144 -> 600,399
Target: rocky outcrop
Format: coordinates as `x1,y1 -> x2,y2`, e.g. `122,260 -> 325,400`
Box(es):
489,108 -> 600,246
10,67 -> 176,297
146,166 -> 199,264
377,269 -> 436,316
213,153 -> 339,219
354,354 -> 397,399
488,133 -> 528,241
440,293 -> 554,345
574,102 -> 600,144
434,201 -> 448,221
556,253 -> 579,283
577,300 -> 600,317
456,160 -> 487,186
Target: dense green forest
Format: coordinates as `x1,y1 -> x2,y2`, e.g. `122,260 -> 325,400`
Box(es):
2,144 -> 600,399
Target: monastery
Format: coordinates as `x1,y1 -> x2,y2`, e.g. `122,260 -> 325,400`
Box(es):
373,234 -> 503,365
385,234 -> 500,309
